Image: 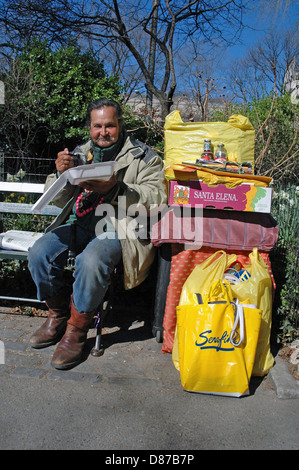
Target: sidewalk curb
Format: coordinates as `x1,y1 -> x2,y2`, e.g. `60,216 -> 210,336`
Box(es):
269,356 -> 299,399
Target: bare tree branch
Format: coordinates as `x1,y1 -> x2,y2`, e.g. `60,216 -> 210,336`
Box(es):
0,0 -> 250,120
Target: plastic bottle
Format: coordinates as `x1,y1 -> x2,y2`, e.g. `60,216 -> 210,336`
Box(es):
201,139 -> 214,160
215,143 -> 227,162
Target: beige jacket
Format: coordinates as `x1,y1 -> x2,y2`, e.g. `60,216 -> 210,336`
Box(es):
45,134 -> 167,290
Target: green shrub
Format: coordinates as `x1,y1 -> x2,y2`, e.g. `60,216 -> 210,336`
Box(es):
270,182 -> 299,343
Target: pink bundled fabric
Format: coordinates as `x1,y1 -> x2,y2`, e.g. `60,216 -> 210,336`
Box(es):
151,208 -> 278,252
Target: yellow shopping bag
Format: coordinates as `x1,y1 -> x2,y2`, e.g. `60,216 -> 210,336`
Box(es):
179,250 -> 237,306
176,280 -> 262,397
230,248 -> 274,376
173,250 -> 237,371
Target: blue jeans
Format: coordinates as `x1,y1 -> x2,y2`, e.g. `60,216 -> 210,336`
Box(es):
28,224 -> 122,313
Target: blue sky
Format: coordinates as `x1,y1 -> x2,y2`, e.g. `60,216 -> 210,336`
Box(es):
226,1 -> 298,60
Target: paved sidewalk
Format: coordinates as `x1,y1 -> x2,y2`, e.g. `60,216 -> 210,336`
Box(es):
1,310 -> 298,396
0,310 -> 176,385
0,310 -> 299,450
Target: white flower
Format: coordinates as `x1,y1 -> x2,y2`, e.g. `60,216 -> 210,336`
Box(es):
280,190 -> 289,200
6,173 -> 19,182
16,168 -> 26,179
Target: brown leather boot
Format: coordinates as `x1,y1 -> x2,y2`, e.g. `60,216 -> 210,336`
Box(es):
29,293 -> 71,349
51,301 -> 95,370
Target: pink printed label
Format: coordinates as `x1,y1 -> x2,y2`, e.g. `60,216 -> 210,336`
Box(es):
169,180 -> 272,213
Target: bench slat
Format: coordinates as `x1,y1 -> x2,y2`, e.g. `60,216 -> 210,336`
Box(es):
0,250 -> 29,260
0,182 -> 44,193
0,202 -> 61,216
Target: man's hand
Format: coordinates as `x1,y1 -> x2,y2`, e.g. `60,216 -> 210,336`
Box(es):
56,148 -> 75,173
79,174 -> 117,194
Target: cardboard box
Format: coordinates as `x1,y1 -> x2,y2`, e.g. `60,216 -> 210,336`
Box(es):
168,180 -> 272,213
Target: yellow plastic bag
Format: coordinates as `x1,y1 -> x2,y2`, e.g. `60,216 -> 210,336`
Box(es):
175,280 -> 262,397
173,250 -> 236,371
164,110 -> 255,169
173,248 -> 274,377
179,250 -> 237,306
230,248 -> 274,376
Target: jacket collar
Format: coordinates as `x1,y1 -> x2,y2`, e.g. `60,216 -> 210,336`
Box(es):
78,132 -> 145,170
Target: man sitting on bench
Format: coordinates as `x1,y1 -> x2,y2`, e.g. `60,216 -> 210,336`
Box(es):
28,97 -> 167,370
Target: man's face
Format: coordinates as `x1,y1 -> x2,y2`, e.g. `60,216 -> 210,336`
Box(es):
89,106 -> 121,148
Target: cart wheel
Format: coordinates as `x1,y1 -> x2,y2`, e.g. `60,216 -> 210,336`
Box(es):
155,329 -> 163,343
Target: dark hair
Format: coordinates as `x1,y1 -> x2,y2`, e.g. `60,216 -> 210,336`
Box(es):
86,98 -> 124,126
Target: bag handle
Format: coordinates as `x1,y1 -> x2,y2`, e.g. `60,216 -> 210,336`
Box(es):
197,250 -> 226,271
229,300 -> 245,347
204,252 -> 237,271
207,281 -> 245,347
206,279 -> 234,305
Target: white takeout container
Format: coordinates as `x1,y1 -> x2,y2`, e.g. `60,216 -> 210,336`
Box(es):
32,162 -> 116,213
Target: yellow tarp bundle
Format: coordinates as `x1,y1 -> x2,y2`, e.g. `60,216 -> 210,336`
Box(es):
164,110 -> 256,170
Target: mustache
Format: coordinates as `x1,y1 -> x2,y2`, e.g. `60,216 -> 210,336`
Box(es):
96,135 -> 114,142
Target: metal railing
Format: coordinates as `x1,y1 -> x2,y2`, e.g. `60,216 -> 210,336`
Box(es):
0,153 -> 56,184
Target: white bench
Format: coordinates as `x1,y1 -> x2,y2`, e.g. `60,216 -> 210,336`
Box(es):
0,181 -> 61,303
0,181 -> 167,345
